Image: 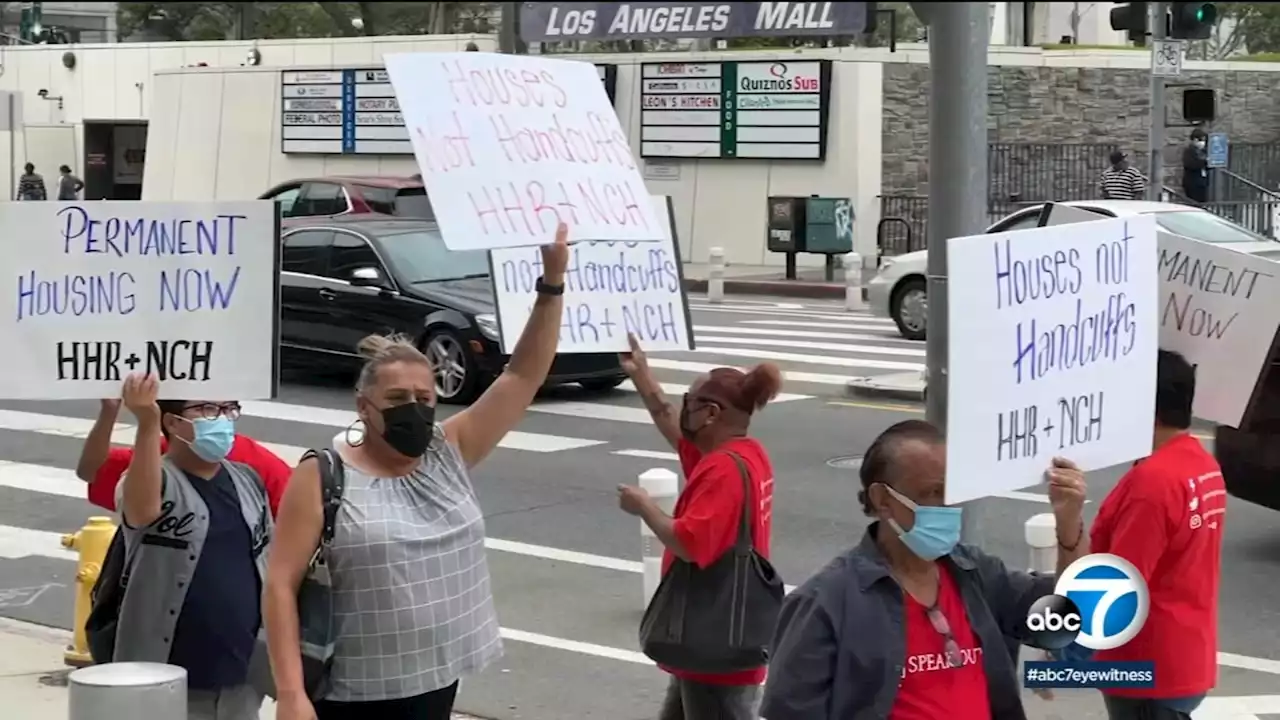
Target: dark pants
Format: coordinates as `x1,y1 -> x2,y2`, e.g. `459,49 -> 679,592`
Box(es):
658,677 -> 759,720
315,682 -> 458,720
1104,696 -> 1194,720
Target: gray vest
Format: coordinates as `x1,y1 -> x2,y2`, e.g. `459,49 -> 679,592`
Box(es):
113,458 -> 272,664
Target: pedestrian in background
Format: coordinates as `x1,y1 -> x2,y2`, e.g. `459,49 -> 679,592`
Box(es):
16,162 -> 46,200
1182,129 -> 1210,203
618,332 -> 783,720
761,419 -> 1088,720
1100,150 -> 1146,201
114,375 -> 273,720
264,223 -> 570,720
58,164 -> 84,200
1069,350 -> 1225,720
75,397 -> 289,517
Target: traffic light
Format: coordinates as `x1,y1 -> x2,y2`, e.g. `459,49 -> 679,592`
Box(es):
1110,2 -> 1148,45
1170,3 -> 1216,40
863,2 -> 879,35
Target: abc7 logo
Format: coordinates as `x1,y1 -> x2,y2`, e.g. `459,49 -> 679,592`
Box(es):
1026,553 -> 1150,651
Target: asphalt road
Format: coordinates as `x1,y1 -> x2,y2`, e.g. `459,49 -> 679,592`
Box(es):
0,296 -> 1274,720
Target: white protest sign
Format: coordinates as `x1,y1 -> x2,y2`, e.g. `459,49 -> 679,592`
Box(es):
488,195 -> 693,354
0,201 -> 279,400
1158,232 -> 1280,427
945,215 -> 1160,505
385,51 -> 662,251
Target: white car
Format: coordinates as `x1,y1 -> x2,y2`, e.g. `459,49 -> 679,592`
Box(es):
868,200 -> 1280,340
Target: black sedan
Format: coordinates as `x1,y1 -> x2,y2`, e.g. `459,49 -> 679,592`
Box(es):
279,216 -> 627,403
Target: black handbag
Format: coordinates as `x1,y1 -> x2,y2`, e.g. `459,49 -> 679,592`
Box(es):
251,447 -> 345,701
638,452 -> 785,673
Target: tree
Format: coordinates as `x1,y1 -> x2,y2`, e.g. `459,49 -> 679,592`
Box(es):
1213,3 -> 1280,56
117,2 -> 494,42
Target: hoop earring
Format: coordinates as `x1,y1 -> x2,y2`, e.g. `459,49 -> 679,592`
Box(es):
344,420 -> 366,447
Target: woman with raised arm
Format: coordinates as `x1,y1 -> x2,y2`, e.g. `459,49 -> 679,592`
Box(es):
619,333 -> 784,720
264,224 -> 570,720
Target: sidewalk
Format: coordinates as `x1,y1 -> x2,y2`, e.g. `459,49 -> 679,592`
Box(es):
680,260 -> 847,299
0,617 -> 483,719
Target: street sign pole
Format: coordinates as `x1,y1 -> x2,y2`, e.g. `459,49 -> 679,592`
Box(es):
1147,1 -> 1173,200
921,2 -> 989,542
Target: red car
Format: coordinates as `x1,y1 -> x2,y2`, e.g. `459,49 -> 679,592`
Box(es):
259,175 -> 433,220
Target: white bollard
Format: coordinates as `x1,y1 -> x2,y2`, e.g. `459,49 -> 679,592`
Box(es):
1024,513 -> 1057,574
69,662 -> 188,720
844,252 -> 864,311
707,246 -> 726,304
1025,513 -> 1058,700
639,467 -> 680,609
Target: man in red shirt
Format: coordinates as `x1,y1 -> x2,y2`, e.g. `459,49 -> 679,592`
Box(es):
1087,350 -> 1225,719
76,398 -> 290,516
615,334 -> 781,719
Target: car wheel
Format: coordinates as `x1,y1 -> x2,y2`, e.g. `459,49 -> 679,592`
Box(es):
423,329 -> 481,405
891,278 -> 928,341
580,377 -> 626,392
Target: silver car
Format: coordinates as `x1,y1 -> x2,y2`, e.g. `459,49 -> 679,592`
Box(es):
867,200 -> 1280,340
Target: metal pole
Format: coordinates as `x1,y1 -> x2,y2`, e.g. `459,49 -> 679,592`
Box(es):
6,93 -> 15,200
923,2 -> 989,542
1147,1 -> 1169,200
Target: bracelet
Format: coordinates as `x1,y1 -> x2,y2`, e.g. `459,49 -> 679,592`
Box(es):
1058,523 -> 1084,552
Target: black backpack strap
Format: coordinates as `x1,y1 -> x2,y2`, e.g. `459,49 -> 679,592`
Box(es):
724,451 -> 756,554
302,448 -> 345,551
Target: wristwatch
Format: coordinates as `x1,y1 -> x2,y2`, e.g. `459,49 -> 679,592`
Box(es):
535,276 -> 565,296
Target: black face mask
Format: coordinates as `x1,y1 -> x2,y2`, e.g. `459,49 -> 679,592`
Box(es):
378,401 -> 435,457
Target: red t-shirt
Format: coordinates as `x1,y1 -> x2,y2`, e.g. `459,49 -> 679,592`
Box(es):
87,434 -> 290,517
1090,433 -> 1225,698
659,437 -> 774,686
890,568 -> 992,720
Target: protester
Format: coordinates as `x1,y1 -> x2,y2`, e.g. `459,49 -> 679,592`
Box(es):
16,162 -> 46,201
114,374 -> 273,720
1099,150 -> 1145,201
761,419 -> 1088,719
57,164 -> 84,200
1182,129 -> 1210,203
264,223 -> 570,720
616,332 -> 782,720
1078,350 -> 1225,720
76,397 -> 289,516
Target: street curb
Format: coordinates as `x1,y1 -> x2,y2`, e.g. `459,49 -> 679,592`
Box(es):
682,277 -> 847,300
844,377 -> 927,403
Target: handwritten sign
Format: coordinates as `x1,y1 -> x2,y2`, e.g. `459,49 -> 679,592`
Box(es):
489,195 -> 693,354
0,201 -> 279,400
385,51 -> 662,251
1158,232 -> 1280,427
945,216 -> 1160,505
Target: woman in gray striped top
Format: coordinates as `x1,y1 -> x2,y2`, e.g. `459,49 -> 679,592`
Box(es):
264,224 -> 571,720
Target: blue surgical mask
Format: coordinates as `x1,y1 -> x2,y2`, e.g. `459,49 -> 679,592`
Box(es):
883,485 -> 962,561
185,416 -> 235,462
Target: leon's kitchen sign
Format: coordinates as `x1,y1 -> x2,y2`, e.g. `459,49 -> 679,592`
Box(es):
639,60 -> 832,160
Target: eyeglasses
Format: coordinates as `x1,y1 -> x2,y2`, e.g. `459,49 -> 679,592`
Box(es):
182,402 -> 242,421
924,604 -> 964,669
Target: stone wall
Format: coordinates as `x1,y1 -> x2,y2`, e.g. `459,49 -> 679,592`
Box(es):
880,63 -> 1280,201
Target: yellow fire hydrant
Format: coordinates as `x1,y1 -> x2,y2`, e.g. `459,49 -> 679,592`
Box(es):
61,516 -> 118,667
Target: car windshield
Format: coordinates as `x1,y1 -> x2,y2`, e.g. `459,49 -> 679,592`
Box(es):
377,228 -> 490,283
1154,210 -> 1272,244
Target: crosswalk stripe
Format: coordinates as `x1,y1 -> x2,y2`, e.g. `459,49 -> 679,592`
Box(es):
612,449 -> 680,462
696,335 -> 927,359
688,305 -> 896,322
693,346 -> 924,372
741,319 -> 910,334
646,358 -> 856,386
615,380 -> 810,404
694,325 -> 918,345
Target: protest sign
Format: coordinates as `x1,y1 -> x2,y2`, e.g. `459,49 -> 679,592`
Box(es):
385,51 -> 662,251
1158,232 -> 1280,427
945,215 -> 1160,505
0,201 -> 279,400
489,195 -> 692,354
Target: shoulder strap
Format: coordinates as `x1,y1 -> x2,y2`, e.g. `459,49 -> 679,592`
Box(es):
725,451 -> 756,554
303,448 -> 346,547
